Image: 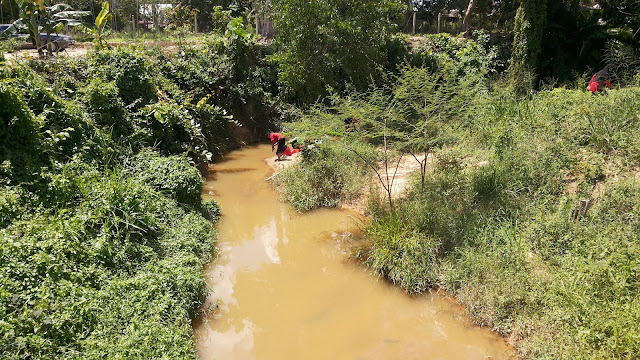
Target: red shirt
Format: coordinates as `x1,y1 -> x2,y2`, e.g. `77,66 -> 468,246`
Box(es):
588,74 -> 613,93
269,133 -> 283,142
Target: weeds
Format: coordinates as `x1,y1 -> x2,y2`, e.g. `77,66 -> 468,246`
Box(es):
274,141 -> 373,211
361,84 -> 640,359
0,32 -> 274,358
276,35 -> 640,358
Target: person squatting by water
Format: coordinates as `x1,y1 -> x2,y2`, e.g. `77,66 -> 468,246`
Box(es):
269,132 -> 300,161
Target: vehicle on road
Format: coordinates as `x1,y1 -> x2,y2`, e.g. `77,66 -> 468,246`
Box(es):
0,24 -> 75,52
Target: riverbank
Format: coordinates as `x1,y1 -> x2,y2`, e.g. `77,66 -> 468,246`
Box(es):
270,84 -> 640,359
1,30 -> 276,358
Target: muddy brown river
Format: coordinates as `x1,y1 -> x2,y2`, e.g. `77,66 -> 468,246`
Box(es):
194,144 -> 516,360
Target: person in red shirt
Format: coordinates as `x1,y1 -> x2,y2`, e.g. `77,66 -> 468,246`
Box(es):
588,64 -> 614,93
269,132 -> 300,161
269,132 -> 287,161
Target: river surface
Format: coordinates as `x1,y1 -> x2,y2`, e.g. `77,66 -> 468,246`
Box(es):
194,144 -> 516,360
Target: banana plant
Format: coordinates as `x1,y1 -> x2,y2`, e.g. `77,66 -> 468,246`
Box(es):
2,0 -> 88,57
2,0 -> 46,57
41,3 -> 89,54
79,1 -> 111,49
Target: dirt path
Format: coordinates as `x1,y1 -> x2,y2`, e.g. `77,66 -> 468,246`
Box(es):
340,153 -> 432,214
5,45 -> 88,60
385,153 -> 430,198
265,151 -> 302,174
4,41 -> 181,61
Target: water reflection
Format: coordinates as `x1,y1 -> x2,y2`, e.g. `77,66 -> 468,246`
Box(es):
199,319 -> 256,359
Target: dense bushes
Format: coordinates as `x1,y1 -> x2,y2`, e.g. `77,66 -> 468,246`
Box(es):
0,172 -> 216,358
0,82 -> 43,180
80,78 -> 131,139
161,24 -> 277,145
129,151 -> 203,207
88,48 -> 158,108
0,36 -> 270,358
411,32 -> 496,79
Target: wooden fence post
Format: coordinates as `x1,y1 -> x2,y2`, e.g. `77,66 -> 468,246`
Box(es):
412,11 -> 417,34
194,13 -> 198,33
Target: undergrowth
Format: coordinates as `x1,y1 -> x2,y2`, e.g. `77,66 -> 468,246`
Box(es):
1,24 -> 275,358
362,85 -> 640,359
275,33 -> 640,359
274,140 -> 375,211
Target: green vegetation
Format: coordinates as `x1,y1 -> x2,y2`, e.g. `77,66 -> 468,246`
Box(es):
275,32 -> 640,359
274,140 -> 375,211
270,0 -> 404,103
1,23 -> 275,358
361,86 -> 640,359
3,0 -> 640,358
0,38 -> 23,60
509,0 -> 548,85
78,1 -> 112,49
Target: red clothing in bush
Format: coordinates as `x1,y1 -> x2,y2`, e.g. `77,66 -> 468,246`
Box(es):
588,74 -> 613,93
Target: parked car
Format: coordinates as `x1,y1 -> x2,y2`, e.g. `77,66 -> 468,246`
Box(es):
0,24 -> 74,52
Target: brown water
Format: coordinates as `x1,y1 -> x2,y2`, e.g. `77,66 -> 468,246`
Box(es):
194,144 -> 516,360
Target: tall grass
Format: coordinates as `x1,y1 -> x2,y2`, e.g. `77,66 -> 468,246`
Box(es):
362,85 -> 640,359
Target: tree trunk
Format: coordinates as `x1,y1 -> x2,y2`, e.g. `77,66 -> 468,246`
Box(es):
412,11 -> 416,34
509,0 -> 549,89
462,0 -> 476,32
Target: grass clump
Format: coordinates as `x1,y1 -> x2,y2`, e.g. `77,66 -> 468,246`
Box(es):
274,141 -> 374,211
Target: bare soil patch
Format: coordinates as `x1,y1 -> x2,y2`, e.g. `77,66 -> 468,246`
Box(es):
5,40 -> 181,61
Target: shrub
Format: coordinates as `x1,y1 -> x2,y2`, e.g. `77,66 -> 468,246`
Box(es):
0,173 -> 215,358
200,198 -> 221,222
5,70 -> 111,164
411,33 -> 495,80
274,141 -> 372,211
0,186 -> 35,228
89,48 -> 157,108
0,81 -> 43,181
137,100 -> 210,162
79,78 -> 131,139
129,150 -> 203,207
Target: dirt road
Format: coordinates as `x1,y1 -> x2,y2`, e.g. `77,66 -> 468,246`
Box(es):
4,41 -> 180,61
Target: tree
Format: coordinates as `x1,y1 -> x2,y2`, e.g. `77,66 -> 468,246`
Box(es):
508,0 -> 549,87
345,96 -> 405,211
271,0 -> 404,104
462,0 -> 476,32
